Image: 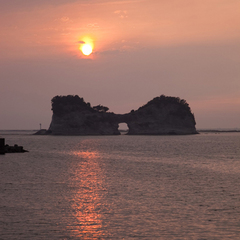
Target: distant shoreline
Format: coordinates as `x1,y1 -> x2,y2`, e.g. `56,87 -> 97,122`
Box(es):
197,129 -> 240,133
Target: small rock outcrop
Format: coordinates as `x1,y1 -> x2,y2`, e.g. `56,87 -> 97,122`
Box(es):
45,95 -> 198,135
34,129 -> 51,135
0,139 -> 28,154
4,144 -> 28,153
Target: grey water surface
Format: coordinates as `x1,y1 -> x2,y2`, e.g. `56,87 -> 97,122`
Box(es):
0,131 -> 240,239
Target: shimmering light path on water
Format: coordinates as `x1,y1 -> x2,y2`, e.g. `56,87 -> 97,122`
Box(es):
0,132 -> 240,239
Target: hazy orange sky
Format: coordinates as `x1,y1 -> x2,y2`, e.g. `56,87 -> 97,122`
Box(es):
0,0 -> 240,129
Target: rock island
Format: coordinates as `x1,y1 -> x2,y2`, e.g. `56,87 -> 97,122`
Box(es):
42,95 -> 197,135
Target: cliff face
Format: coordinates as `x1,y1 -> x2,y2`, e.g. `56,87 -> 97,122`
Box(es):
49,111 -> 120,135
48,95 -> 120,135
47,95 -> 198,135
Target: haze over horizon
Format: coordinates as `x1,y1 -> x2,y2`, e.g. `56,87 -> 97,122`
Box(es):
1,0 -> 239,130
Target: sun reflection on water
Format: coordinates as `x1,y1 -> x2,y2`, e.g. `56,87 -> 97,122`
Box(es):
69,148 -> 107,239
72,151 -> 98,158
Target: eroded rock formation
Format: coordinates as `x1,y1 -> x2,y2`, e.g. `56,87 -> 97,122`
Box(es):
44,95 -> 198,135
47,95 -> 120,135
125,96 -> 197,135
0,138 -> 28,154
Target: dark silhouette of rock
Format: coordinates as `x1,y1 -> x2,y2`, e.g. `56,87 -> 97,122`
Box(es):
44,95 -> 198,135
0,138 -> 5,154
125,95 -> 197,135
4,144 -> 28,153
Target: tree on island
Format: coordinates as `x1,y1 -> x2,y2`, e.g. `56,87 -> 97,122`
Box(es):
138,95 -> 191,112
51,95 -> 93,115
93,105 -> 109,113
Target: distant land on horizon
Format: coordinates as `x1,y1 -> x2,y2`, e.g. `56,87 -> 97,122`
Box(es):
1,129 -> 240,133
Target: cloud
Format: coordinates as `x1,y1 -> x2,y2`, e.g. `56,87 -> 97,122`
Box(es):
87,23 -> 100,28
114,9 -> 128,18
0,0 -> 80,11
60,17 -> 71,22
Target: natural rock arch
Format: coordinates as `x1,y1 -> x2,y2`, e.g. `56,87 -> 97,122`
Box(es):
45,95 -> 198,135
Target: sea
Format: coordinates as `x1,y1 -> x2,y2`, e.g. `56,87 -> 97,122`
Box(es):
0,130 -> 240,239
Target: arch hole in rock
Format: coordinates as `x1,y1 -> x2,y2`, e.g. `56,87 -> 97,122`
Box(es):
118,123 -> 129,135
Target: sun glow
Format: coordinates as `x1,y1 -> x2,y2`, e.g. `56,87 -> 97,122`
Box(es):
79,36 -> 94,56
81,44 -> 93,56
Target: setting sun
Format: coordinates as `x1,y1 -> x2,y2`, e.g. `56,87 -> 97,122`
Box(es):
81,44 -> 93,56
79,36 -> 94,56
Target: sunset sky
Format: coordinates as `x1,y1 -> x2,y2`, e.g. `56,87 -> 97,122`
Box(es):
0,0 -> 240,129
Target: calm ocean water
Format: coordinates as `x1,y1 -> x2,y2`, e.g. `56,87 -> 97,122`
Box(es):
0,131 -> 240,239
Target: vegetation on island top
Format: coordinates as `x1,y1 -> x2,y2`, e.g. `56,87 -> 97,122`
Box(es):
51,95 -> 109,115
138,95 -> 191,111
51,94 -> 194,117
